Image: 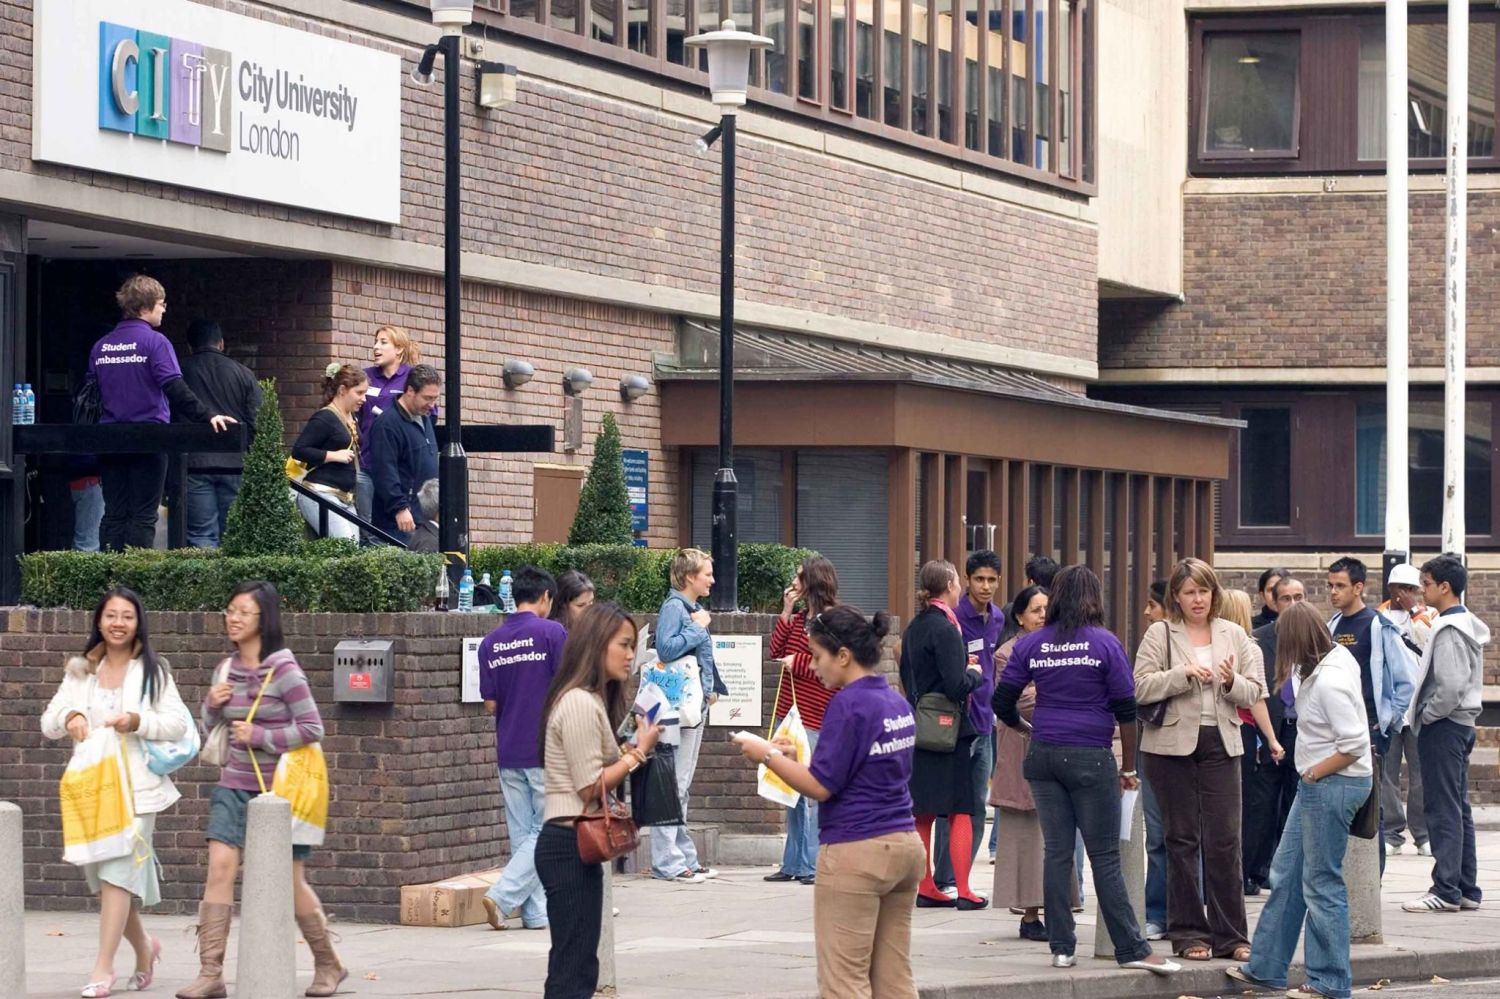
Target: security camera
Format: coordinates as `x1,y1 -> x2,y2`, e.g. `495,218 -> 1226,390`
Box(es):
563,367 -> 594,396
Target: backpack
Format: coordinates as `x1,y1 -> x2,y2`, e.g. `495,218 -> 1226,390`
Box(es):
73,373 -> 102,426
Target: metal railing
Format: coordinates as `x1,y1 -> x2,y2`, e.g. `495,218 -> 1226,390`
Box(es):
287,477 -> 408,549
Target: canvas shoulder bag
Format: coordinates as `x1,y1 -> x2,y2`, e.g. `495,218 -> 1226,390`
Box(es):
1139,621 -> 1172,727
914,691 -> 963,752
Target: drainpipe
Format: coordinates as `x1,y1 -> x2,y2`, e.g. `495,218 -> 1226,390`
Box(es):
1384,0 -> 1410,597
1442,0 -> 1468,558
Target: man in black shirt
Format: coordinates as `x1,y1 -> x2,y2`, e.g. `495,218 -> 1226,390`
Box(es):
1328,557 -> 1380,734
180,319 -> 260,547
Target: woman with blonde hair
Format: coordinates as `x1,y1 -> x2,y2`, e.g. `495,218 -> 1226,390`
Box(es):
356,325 -> 424,530
1133,558 -> 1265,962
291,364 -> 367,540
1222,588 -> 1286,896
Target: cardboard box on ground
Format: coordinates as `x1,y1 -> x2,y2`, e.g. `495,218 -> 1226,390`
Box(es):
400,868 -> 504,927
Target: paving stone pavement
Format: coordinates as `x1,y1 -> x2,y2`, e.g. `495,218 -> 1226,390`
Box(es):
18,829 -> 1500,998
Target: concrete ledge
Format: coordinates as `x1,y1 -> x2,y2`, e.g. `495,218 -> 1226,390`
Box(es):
715,834 -> 787,867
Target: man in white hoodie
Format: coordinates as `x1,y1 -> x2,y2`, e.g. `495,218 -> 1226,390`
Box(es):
1402,555 -> 1488,914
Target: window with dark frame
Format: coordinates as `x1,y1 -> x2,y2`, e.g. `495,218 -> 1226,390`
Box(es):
1238,408 -> 1292,529
1192,10 -> 1500,175
1354,401 -> 1493,538
466,0 -> 1095,188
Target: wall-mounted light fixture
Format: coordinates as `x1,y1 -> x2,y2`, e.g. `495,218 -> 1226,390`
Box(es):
476,61 -> 517,110
563,367 -> 594,396
502,358 -> 534,388
620,374 -> 652,402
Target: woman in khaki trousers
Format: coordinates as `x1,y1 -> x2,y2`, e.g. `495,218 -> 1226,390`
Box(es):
1133,558 -> 1265,963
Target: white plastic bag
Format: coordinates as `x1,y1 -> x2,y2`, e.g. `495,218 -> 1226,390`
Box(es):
756,705 -> 811,808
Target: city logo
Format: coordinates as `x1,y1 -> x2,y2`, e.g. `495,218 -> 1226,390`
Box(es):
98,22 -> 232,153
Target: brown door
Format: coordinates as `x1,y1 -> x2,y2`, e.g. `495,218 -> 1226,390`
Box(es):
533,465 -> 585,542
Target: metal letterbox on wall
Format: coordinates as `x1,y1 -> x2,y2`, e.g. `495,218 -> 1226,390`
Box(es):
333,640 -> 395,703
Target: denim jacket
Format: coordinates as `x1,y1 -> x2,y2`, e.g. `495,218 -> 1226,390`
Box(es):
656,591 -> 726,697
1328,608 -> 1417,738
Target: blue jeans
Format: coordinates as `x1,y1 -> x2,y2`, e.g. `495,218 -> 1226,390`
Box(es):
650,721 -> 704,878
71,481 -> 103,552
780,729 -> 821,877
1141,768 -> 1167,927
486,767 -> 549,928
184,472 -> 241,548
934,733 -> 993,888
1418,719 -> 1481,906
1025,741 -> 1151,964
1245,773 -> 1371,999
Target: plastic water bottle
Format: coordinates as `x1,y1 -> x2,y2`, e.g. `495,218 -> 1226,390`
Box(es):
479,572 -> 492,590
9,385 -> 19,426
21,384 -> 35,425
457,568 -> 475,613
499,569 -> 516,614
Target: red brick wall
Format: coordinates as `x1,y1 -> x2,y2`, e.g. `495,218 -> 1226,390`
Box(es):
1,0 -> 1099,364
0,607 -> 803,920
1100,191 -> 1500,370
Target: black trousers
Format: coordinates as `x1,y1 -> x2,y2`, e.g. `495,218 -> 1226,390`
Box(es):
1142,726 -> 1249,957
99,452 -> 168,551
535,822 -> 602,999
1241,724 -> 1299,886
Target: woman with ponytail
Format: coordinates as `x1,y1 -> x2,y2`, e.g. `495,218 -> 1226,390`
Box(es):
734,606 -> 924,999
290,363 -> 367,540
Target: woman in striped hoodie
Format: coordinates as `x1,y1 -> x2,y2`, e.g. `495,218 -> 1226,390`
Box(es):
176,581 -> 346,999
764,556 -> 839,885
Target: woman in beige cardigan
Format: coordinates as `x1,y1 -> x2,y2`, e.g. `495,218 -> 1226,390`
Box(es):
1133,558 -> 1265,963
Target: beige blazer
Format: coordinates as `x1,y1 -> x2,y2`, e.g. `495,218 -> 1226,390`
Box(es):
1133,618 -> 1266,757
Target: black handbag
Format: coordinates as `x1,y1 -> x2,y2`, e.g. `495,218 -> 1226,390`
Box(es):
629,745 -> 684,827
1139,621 -> 1172,727
1350,755 -> 1381,840
914,691 -> 964,753
73,374 -> 102,426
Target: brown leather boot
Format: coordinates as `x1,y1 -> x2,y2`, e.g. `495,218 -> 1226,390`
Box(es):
175,902 -> 232,999
296,910 -> 349,997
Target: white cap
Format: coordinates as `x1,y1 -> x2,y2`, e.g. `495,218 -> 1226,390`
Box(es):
1388,563 -> 1422,588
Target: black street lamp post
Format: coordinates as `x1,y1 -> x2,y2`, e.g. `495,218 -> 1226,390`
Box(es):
686,20 -> 772,613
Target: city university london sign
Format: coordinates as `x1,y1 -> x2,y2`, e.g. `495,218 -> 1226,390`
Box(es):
35,0 -> 401,224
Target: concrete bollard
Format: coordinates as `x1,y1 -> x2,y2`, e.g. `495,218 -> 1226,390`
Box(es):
0,802 -> 25,998
1345,834 -> 1383,944
237,795 -> 296,998
596,862 -> 617,995
1096,788 -> 1146,960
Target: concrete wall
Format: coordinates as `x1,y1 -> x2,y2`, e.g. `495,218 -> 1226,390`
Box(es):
0,607 -> 825,921
1097,0 -> 1187,298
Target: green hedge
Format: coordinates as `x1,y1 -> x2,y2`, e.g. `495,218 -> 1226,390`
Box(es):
20,544 -> 444,613
470,543 -> 817,613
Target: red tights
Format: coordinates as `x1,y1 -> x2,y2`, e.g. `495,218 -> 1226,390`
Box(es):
914,814 -> 981,903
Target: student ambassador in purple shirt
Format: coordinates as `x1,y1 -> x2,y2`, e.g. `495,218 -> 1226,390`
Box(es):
994,565 -> 1178,978
479,567 -> 566,931
87,276 -> 235,551
734,606 -> 926,999
353,325 -> 428,530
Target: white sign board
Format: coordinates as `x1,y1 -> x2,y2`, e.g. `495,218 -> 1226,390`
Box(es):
708,634 -> 764,728
461,637 -> 484,704
34,0 -> 402,223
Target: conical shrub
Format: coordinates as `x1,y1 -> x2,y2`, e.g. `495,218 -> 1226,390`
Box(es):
221,379 -> 304,557
568,413 -> 634,545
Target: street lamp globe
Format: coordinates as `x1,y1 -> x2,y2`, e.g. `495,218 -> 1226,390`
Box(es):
684,19 -> 773,109
430,0 -> 475,28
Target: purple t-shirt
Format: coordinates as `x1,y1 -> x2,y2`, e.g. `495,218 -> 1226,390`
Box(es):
998,624 -> 1136,747
957,594 -> 1005,735
809,674 -> 917,845
89,318 -> 182,424
478,611 -> 567,769
359,364 -> 411,471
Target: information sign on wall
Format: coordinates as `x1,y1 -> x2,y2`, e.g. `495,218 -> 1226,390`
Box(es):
707,634 -> 764,728
623,448 -> 649,533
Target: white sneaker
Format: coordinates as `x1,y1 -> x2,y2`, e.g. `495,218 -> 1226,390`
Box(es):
1418,843 -> 1433,857
1144,922 -> 1167,941
941,886 -> 959,899
1402,893 -> 1459,912
1388,842 -> 1405,855
695,867 -> 720,880
1461,896 -> 1482,911
664,870 -> 705,884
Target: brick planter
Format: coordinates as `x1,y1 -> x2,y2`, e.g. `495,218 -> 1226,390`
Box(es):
0,607 -> 893,921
